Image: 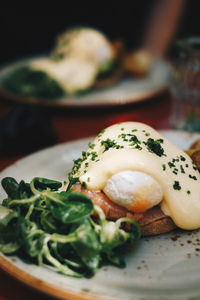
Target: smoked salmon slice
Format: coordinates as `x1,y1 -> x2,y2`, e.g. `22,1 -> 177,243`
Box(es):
71,183 -> 176,236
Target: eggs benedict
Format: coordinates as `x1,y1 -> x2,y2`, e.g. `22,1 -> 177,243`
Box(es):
30,27 -> 118,94
69,122 -> 200,235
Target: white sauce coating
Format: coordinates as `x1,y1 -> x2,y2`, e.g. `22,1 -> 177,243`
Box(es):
31,57 -> 97,94
72,122 -> 200,230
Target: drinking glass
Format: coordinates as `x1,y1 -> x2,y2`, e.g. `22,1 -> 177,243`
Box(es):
170,37 -> 200,132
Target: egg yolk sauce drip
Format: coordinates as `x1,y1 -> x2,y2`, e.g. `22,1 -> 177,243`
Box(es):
69,122 -> 200,230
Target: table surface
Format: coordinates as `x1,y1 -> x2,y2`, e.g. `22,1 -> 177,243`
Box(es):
0,92 -> 172,300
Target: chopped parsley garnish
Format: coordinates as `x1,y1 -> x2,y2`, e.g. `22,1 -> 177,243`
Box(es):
81,181 -> 86,188
173,181 -> 181,190
135,145 -> 142,150
180,165 -> 185,174
91,152 -> 98,161
119,133 -> 128,142
101,139 -> 123,152
101,139 -> 116,151
120,128 -> 124,131
144,138 -> 165,157
189,174 -> 197,180
97,129 -> 105,139
128,134 -> 141,144
118,132 -> 143,149
185,164 -> 189,168
180,155 -> 186,161
88,142 -> 95,149
172,157 -> 179,163
187,190 -> 191,195
71,155 -> 85,175
145,132 -> 150,136
172,167 -> 178,174
70,149 -> 99,176
168,162 -> 175,168
173,170 -> 178,175
162,164 -> 166,171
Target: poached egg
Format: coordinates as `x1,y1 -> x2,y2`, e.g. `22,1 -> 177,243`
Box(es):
103,171 -> 163,213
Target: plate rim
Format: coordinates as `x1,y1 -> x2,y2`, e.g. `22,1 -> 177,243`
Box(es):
0,255 -> 103,300
0,84 -> 169,108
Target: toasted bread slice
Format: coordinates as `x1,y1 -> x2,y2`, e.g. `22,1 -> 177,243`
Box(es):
122,50 -> 152,77
186,139 -> 200,172
94,40 -> 125,89
71,183 -> 176,236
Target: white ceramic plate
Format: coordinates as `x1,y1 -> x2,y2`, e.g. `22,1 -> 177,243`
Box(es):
0,130 -> 200,300
0,56 -> 170,107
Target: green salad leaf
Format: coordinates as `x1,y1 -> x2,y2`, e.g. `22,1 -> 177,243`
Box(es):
50,192 -> 94,224
1,66 -> 65,99
0,176 -> 141,278
97,59 -> 115,78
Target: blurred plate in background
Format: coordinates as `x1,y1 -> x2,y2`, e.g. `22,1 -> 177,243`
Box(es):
0,56 -> 170,108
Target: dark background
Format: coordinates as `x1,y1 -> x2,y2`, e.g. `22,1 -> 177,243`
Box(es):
0,1 -> 200,66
